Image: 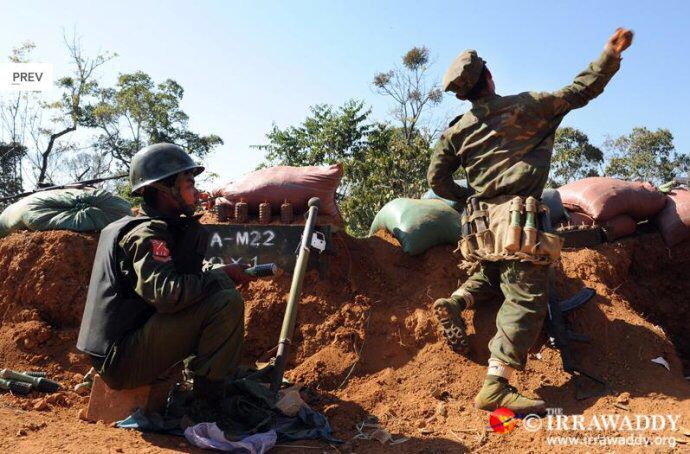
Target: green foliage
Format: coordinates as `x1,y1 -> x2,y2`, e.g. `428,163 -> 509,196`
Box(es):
548,127 -> 603,187
82,71 -> 223,169
258,46 -> 444,236
256,100 -> 432,236
604,127 -> 689,184
342,127 -> 432,235
257,100 -> 371,171
8,41 -> 35,63
114,181 -> 140,207
0,143 -> 26,205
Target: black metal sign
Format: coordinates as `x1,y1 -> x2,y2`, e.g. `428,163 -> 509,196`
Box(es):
204,224 -> 331,273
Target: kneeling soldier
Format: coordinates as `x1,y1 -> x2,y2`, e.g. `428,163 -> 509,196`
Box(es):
77,143 -> 254,420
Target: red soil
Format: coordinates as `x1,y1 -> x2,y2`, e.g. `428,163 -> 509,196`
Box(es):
0,228 -> 688,453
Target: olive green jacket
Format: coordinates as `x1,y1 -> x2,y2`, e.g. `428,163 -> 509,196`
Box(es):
117,205 -> 234,314
428,51 -> 621,201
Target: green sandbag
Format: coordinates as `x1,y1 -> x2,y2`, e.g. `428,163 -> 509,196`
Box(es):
421,179 -> 472,213
0,188 -> 132,238
0,198 -> 30,237
369,198 -> 462,255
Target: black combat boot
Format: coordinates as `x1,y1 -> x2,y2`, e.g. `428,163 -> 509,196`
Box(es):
188,376 -> 226,423
433,295 -> 470,355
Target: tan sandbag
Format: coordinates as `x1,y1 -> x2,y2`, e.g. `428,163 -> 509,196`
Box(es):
558,177 -> 666,222
654,188 -> 690,247
213,164 -> 343,218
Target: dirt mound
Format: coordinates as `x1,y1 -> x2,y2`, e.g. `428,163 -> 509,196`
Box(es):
0,228 -> 688,452
0,230 -> 98,328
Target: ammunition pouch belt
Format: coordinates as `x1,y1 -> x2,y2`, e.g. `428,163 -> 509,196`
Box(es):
457,195 -> 563,266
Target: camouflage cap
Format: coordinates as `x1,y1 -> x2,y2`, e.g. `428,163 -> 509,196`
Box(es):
442,49 -> 486,98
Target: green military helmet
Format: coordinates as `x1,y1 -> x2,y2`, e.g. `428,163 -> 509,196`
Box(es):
442,49 -> 486,98
129,143 -> 204,195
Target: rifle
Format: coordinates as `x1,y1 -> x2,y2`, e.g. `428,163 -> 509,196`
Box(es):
541,211 -> 610,400
0,174 -> 128,204
546,288 -> 609,400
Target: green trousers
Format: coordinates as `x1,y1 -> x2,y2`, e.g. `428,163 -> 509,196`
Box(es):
99,288 -> 244,389
453,260 -> 549,370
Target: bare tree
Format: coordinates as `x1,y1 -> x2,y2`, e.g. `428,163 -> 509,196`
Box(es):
0,35 -> 115,188
373,46 -> 443,145
0,42 -> 38,192
28,33 -> 115,185
63,146 -> 114,181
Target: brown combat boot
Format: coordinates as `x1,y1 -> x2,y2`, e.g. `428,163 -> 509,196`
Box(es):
433,296 -> 470,355
474,376 -> 546,414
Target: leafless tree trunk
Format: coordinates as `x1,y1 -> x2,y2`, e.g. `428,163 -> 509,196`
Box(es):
373,47 -> 444,146
33,33 -> 113,186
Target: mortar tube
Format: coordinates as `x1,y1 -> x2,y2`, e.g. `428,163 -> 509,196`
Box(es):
270,197 -> 320,393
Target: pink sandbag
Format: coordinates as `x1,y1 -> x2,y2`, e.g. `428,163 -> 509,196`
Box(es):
564,211 -> 595,226
213,164 -> 343,217
601,214 -> 637,241
654,189 -> 690,247
561,210 -> 636,241
558,177 -> 666,221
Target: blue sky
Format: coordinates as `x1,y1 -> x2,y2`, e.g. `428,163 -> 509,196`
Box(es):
2,0 -> 688,185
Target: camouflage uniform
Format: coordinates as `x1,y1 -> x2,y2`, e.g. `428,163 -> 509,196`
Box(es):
429,50 -> 621,369
82,204 -> 244,389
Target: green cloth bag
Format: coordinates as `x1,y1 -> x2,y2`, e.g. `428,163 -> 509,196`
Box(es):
0,188 -> 132,238
369,198 -> 462,255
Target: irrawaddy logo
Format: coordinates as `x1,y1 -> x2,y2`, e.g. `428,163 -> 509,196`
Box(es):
0,63 -> 53,91
489,407 -> 519,434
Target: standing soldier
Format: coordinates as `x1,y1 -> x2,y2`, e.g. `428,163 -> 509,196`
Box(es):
77,143 -> 255,421
428,29 -> 633,413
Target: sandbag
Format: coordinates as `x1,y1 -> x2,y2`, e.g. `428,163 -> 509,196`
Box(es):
421,179 -> 472,213
213,164 -> 343,218
368,198 -> 461,255
0,188 -> 132,238
563,210 -> 595,226
560,210 -> 636,242
0,198 -> 30,237
558,177 -> 666,221
601,214 -> 637,241
654,188 -> 690,247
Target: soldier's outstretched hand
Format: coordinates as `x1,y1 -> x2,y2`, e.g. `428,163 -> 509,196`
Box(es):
605,28 -> 634,57
223,263 -> 257,288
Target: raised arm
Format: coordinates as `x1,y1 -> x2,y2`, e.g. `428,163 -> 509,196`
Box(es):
536,28 -> 633,118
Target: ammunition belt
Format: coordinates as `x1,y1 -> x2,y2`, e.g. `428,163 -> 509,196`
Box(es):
458,195 -> 564,266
